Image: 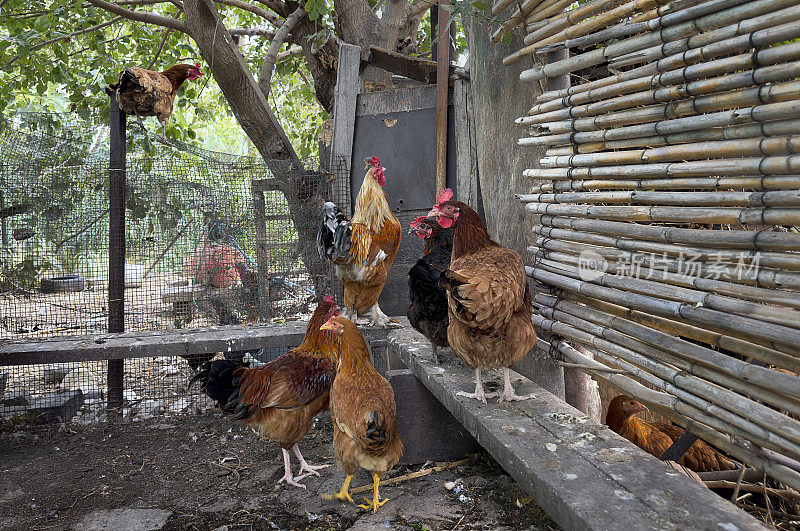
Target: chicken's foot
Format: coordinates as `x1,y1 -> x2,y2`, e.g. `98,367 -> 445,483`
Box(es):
367,304 -> 402,328
497,367 -> 536,402
342,307 -> 369,326
456,368 -> 499,404
292,443 -> 329,477
322,474 -> 354,503
135,113 -> 146,132
277,448 -> 307,489
358,472 -> 389,513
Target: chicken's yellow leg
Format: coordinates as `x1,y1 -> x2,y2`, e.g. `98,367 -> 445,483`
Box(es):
322,474 -> 354,503
359,472 -> 389,512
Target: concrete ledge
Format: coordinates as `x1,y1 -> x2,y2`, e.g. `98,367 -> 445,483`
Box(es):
387,327 -> 767,531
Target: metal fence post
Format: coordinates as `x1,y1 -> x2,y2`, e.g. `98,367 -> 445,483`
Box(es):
108,97 -> 126,417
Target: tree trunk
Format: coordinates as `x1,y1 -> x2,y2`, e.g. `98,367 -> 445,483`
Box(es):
184,0 -> 332,302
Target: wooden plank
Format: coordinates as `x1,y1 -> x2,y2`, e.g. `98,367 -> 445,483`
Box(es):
386,326 -> 767,531
251,187 -> 271,321
0,323 -> 394,367
367,46 -> 437,84
435,0 -> 451,195
0,322 -> 308,366
250,179 -> 283,193
453,77 -> 479,206
331,42 -> 361,216
356,84 -> 437,116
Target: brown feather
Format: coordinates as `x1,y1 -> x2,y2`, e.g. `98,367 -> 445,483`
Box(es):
231,300 -> 338,449
328,317 -> 403,477
606,395 -> 737,473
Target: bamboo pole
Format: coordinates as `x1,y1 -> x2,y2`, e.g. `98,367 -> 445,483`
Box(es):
534,313 -> 800,459
529,253 -> 800,330
522,49 -> 800,121
523,156 -> 800,181
520,101 -> 800,147
528,234 -> 800,290
491,0 -> 547,42
534,292 -> 800,407
532,20 -> 800,105
526,267 -> 800,354
529,239 -> 800,308
529,176 -> 800,194
513,0 -> 795,71
561,291 -> 800,373
534,214 -> 800,252
536,302 -> 800,422
552,339 -> 800,492
529,80 -> 800,134
520,190 -> 800,208
558,121 -> 800,154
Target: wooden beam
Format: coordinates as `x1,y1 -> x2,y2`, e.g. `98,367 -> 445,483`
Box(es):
0,322 -> 393,367
331,42 -> 361,216
435,0 -> 451,194
251,187 -> 271,321
367,46 -> 438,84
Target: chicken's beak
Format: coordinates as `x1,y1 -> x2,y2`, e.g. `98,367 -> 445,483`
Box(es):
637,402 -> 650,414
320,316 -> 336,331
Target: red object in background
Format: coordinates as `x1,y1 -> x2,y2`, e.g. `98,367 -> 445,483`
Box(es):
183,243 -> 245,288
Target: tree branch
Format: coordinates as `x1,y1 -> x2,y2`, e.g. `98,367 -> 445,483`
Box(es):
229,27 -> 276,37
216,0 -> 282,26
85,0 -> 187,32
253,0 -> 288,18
148,8 -> 183,69
258,5 -> 305,96
3,15 -> 123,69
276,45 -> 302,61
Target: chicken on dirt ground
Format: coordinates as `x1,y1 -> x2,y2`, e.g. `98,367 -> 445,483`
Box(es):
407,215 -> 453,364
316,156 -> 402,328
606,395 -> 737,473
430,189 -> 538,403
105,63 -> 203,142
320,316 -> 403,513
189,297 -> 339,489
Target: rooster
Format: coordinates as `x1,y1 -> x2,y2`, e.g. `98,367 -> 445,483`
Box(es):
320,315 -> 403,512
431,190 -> 537,402
317,156 -> 402,327
606,395 -> 737,473
407,213 -> 453,363
105,63 -> 204,138
189,297 -> 339,488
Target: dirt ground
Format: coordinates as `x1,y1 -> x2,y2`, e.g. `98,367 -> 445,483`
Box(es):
0,412 -> 559,531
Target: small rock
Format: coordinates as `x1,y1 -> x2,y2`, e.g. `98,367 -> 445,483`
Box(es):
545,443 -> 557,452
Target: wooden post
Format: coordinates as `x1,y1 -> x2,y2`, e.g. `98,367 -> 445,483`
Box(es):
453,76 -> 479,207
0,190 -> 7,246
251,185 -> 271,321
331,43 -> 361,216
435,0 -> 451,195
108,96 -> 126,417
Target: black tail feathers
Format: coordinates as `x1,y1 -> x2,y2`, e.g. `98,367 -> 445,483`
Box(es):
188,359 -> 245,415
365,410 -> 386,445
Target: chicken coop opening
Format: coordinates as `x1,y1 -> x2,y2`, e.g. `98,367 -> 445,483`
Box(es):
0,111 -> 347,422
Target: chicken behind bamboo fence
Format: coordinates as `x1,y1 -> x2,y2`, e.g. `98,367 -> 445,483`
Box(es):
495,0 -> 800,496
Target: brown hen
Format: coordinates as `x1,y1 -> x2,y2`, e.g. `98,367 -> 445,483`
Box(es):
189,297 -> 339,488
430,191 -> 537,402
606,395 -> 737,473
320,315 -> 403,512
105,63 -> 203,137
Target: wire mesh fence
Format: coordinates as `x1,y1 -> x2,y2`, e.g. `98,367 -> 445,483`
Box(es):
0,111 -> 348,423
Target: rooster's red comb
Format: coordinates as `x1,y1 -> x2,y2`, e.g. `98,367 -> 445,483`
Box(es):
434,188 -> 454,208
368,156 -> 381,168
409,216 -> 426,230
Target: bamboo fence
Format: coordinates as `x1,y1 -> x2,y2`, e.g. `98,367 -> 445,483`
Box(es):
497,0 -> 800,493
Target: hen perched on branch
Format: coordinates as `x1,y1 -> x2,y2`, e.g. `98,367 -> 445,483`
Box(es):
189,297 -> 339,488
606,395 -> 737,473
320,315 -> 403,513
431,190 -> 537,403
317,156 -> 401,327
407,213 -> 453,363
105,63 -> 204,139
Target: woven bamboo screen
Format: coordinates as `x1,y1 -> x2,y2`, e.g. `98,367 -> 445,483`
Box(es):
494,0 -> 800,490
